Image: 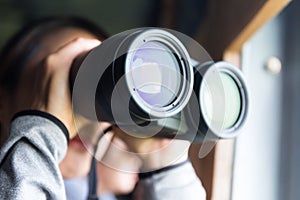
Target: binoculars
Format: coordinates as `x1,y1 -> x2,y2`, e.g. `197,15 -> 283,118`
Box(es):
71,28 -> 249,143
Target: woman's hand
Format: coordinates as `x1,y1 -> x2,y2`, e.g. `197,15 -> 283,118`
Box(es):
14,38 -> 100,138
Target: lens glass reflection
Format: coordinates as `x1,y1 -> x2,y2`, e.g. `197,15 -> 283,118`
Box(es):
130,41 -> 181,107
202,72 -> 241,130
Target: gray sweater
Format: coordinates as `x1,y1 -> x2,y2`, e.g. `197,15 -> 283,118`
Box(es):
0,111 -> 206,200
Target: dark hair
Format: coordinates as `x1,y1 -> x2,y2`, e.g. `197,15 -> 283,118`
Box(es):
0,16 -> 108,90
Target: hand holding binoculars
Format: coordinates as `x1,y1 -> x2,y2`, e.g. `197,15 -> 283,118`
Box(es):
70,28 -> 249,143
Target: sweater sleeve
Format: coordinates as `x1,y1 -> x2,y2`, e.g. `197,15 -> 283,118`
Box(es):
0,110 -> 69,200
133,160 -> 206,200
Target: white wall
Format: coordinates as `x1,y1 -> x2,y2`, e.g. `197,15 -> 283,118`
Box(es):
232,2 -> 300,199
231,12 -> 284,200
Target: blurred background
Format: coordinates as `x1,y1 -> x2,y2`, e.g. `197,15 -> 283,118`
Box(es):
0,0 -> 207,48
0,0 -> 299,200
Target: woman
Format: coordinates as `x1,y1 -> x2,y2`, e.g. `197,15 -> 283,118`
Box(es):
0,17 -> 206,200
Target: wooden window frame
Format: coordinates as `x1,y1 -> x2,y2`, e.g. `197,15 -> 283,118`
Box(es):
191,1 -> 290,199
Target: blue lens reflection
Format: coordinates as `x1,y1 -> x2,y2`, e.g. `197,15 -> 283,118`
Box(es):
130,41 -> 181,107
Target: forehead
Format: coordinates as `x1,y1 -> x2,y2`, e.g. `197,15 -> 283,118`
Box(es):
0,26 -> 100,91
43,27 -> 98,53
27,27 -> 98,67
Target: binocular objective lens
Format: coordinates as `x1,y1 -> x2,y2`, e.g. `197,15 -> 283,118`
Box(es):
202,72 -> 242,130
221,73 -> 241,129
129,41 -> 181,108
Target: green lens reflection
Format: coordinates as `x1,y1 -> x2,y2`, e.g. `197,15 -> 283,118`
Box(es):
202,72 -> 241,130
220,73 -> 241,129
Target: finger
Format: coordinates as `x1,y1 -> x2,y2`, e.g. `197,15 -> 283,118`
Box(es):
51,38 -> 101,69
95,132 -> 115,160
47,37 -> 101,88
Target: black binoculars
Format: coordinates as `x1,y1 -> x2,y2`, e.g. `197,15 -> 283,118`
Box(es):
70,28 -> 249,143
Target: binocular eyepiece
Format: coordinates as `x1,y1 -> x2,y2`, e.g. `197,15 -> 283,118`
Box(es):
71,28 -> 249,143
